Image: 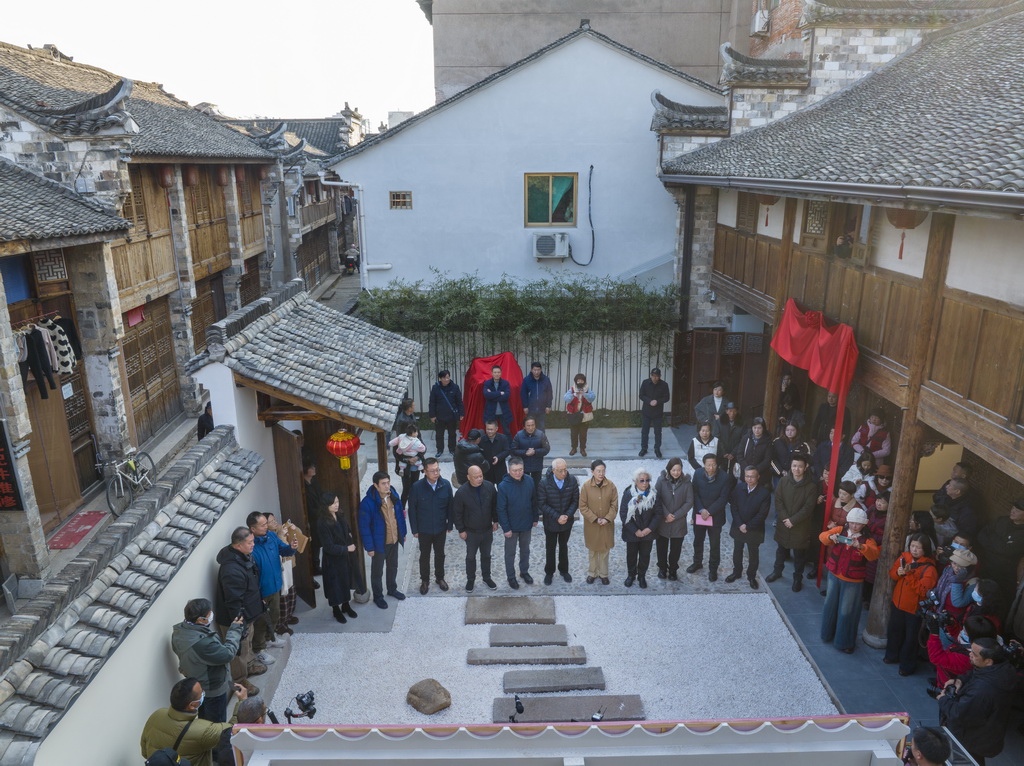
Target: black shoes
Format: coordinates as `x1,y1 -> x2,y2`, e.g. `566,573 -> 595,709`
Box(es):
343,604 -> 357,618
655,449 -> 663,459
521,573 -> 534,585
508,577 -> 520,590
436,578 -> 449,591
624,576 -> 635,587
686,563 -> 703,574
725,572 -> 742,583
657,568 -> 668,580
668,571 -> 678,581
586,576 -> 596,584
466,581 -> 474,592
483,578 -> 497,590
332,605 -> 347,624
792,580 -> 803,592
544,574 -> 554,585
562,572 -> 572,583
749,578 -> 759,589
638,449 -> 647,457
374,597 -> 388,609
601,577 -> 610,585
765,571 -> 783,583
388,589 -> 406,600
638,576 -> 648,589
709,569 -> 719,582
420,581 -> 429,595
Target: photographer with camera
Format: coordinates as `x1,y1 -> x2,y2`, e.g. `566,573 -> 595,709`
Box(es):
926,614 -> 1000,691
819,507 -> 880,653
937,637 -> 1017,764
902,727 -> 951,766
932,548 -> 980,648
883,533 -> 938,676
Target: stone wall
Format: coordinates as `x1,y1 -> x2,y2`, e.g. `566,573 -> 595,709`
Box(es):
669,186 -> 734,329
661,135 -> 726,169
750,0 -> 806,58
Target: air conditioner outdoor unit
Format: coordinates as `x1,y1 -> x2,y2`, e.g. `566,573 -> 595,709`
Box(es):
533,232 -> 571,259
751,9 -> 771,36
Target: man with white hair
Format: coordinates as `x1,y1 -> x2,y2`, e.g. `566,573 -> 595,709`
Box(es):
538,458 -> 580,585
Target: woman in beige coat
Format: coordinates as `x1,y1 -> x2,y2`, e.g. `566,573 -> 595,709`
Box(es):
579,459 -> 619,585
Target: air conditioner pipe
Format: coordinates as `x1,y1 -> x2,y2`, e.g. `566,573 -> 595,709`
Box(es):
319,171 -> 372,290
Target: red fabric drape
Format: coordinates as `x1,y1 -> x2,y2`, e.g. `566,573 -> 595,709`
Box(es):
770,299 -> 859,583
460,353 -> 525,436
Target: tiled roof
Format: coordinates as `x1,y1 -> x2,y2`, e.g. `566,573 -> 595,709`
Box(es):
0,42 -> 274,160
0,427 -> 263,765
191,280 -> 422,432
800,0 -> 1014,27
327,26 -> 725,166
225,118 -> 350,155
0,157 -> 129,242
719,44 -> 810,88
650,91 -> 729,134
664,2 -> 1024,195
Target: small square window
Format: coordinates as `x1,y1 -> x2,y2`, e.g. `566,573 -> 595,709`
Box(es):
525,173 -> 576,226
389,191 -> 413,210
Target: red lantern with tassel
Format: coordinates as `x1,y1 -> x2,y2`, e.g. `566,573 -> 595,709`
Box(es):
326,429 -> 360,470
884,208 -> 928,260
756,194 -> 780,226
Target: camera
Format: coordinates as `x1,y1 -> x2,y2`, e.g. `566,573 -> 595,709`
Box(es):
917,590 -> 954,634
284,690 -> 316,724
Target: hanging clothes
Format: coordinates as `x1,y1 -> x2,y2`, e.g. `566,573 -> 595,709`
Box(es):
19,327 -> 57,398
54,317 -> 82,359
37,317 -> 76,375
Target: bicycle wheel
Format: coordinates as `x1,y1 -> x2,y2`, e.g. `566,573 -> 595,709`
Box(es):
106,473 -> 133,517
130,451 -> 156,490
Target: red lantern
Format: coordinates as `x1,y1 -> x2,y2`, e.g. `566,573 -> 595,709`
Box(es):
235,165 -> 247,186
326,429 -> 360,470
215,166 -> 231,187
884,208 -> 928,260
157,165 -> 175,189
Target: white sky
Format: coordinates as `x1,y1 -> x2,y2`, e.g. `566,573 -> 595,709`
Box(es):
2,0 -> 435,128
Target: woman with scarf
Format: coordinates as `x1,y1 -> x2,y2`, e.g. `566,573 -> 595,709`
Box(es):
819,507 -> 880,653
619,467 -> 660,589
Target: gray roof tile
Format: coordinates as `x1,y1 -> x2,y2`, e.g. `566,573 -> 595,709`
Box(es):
801,0 -> 1014,27
665,2 -> 1024,194
226,118 -> 350,155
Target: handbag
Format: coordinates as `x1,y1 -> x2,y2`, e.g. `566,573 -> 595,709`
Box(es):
582,411 -> 594,423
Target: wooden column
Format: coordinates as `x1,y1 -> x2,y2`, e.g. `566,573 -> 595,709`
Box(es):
377,430 -> 389,476
762,197 -> 798,424
864,212 -> 955,645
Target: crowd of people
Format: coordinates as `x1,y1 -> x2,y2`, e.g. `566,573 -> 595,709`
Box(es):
155,367 -> 1022,765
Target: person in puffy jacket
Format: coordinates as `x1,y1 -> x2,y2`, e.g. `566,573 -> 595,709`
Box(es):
537,458 -> 580,585
620,468 -> 659,588
819,507 -> 880,653
454,429 -> 489,485
654,458 -> 693,581
510,416 -> 551,485
453,465 -> 498,591
497,458 -> 538,588
171,598 -> 244,724
214,528 -> 264,692
883,533 -> 938,675
358,472 -> 407,609
246,512 -> 296,660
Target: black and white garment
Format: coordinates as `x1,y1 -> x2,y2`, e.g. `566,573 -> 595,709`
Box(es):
37,317 -> 76,375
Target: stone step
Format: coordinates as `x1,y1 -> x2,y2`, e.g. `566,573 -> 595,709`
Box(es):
468,645 -> 586,665
503,666 -> 606,694
492,694 -> 644,723
465,596 -> 556,625
489,624 -> 568,647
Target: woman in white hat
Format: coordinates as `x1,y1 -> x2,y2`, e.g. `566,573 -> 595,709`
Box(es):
819,507 -> 880,653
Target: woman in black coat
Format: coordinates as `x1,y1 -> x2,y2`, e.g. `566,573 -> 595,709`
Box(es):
318,492 -> 358,624
620,468 -> 660,589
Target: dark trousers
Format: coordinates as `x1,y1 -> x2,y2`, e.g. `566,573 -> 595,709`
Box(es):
504,529 -> 532,578
527,411 -> 547,431
731,535 -> 761,579
626,539 -> 653,577
640,413 -> 663,450
434,420 -> 458,453
199,692 -> 228,724
655,535 -> 683,573
544,529 -> 572,575
495,411 -> 513,434
528,470 -> 542,487
569,424 -> 590,451
692,524 -> 722,569
400,469 -> 420,505
884,606 -> 924,673
370,542 -> 399,598
772,543 -> 808,580
465,530 -> 493,582
418,531 -> 447,582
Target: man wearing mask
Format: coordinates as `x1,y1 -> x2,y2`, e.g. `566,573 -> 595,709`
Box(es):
141,677 -> 247,766
171,599 -> 245,723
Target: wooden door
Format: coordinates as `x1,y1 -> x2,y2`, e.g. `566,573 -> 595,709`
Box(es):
273,424 -> 315,608
25,379 -> 81,533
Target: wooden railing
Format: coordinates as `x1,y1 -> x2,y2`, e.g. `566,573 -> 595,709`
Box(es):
112,232 -> 176,305
190,220 -> 231,280
241,212 -> 264,249
300,199 -> 335,229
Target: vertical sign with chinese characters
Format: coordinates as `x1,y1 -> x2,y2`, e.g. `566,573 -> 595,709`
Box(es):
0,420 -> 24,511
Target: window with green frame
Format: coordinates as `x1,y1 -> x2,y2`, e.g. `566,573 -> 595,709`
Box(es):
525,173 -> 576,226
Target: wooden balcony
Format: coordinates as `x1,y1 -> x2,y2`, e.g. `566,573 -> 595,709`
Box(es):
300,199 -> 336,231
241,211 -> 265,256
112,231 -> 177,309
190,219 -> 231,281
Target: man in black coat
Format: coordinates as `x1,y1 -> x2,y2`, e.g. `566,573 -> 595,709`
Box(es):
454,429 -> 489,485
811,391 -> 852,446
452,465 -> 498,592
727,466 -> 771,589
937,638 -> 1018,763
480,419 -> 511,485
976,497 -> 1024,609
639,367 -> 671,458
408,458 -> 454,594
428,370 -> 464,457
687,454 -> 732,582
214,527 -> 265,694
537,459 -> 580,585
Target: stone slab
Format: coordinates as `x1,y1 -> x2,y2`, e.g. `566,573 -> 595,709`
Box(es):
503,666 -> 606,693
489,624 -> 568,647
467,645 -> 586,665
492,694 -> 645,723
464,596 -> 556,625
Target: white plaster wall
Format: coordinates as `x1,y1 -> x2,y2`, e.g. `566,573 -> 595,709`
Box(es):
717,188 -> 738,227
35,463 -> 278,766
331,35 -> 724,290
756,199 -> 784,239
947,216 -> 1024,306
793,199 -> 803,244
871,212 -> 928,278
731,312 -> 765,334
195,363 -> 276,462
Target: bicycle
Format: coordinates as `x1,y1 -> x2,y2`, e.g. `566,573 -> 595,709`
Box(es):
96,449 -> 156,516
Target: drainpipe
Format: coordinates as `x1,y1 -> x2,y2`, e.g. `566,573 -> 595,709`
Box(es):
318,172 -> 390,291
679,185 -> 696,335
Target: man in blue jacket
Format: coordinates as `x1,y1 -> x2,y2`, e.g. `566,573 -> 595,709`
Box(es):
511,416 -> 551,486
358,471 -> 407,609
686,454 -> 732,583
247,512 -> 296,665
483,365 -> 513,434
497,458 -> 538,589
408,457 -> 454,595
428,369 -> 464,457
521,361 -> 553,431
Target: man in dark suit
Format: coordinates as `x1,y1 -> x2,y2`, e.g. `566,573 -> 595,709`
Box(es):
726,466 -> 771,589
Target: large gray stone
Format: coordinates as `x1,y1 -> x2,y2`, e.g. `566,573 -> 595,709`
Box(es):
465,596 -> 556,625
406,678 -> 451,715
489,624 -> 568,647
503,666 -> 606,693
492,694 -> 645,723
467,645 -> 586,665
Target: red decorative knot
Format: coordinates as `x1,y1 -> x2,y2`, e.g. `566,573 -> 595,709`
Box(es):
326,430 -> 360,470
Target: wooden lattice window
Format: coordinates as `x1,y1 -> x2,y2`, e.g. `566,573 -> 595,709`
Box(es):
189,169 -> 213,223
803,200 -> 828,235
124,166 -> 148,231
736,192 -> 759,233
237,170 -> 255,216
389,191 -> 413,210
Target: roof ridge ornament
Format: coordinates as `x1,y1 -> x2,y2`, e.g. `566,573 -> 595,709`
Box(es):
1,77 -> 137,136
719,42 -> 810,88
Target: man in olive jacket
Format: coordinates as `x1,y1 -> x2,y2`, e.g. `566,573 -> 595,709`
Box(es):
171,598 -> 245,723
766,453 -> 818,592
141,676 -> 246,766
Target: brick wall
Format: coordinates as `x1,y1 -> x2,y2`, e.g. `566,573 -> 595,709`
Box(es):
750,0 -> 805,58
